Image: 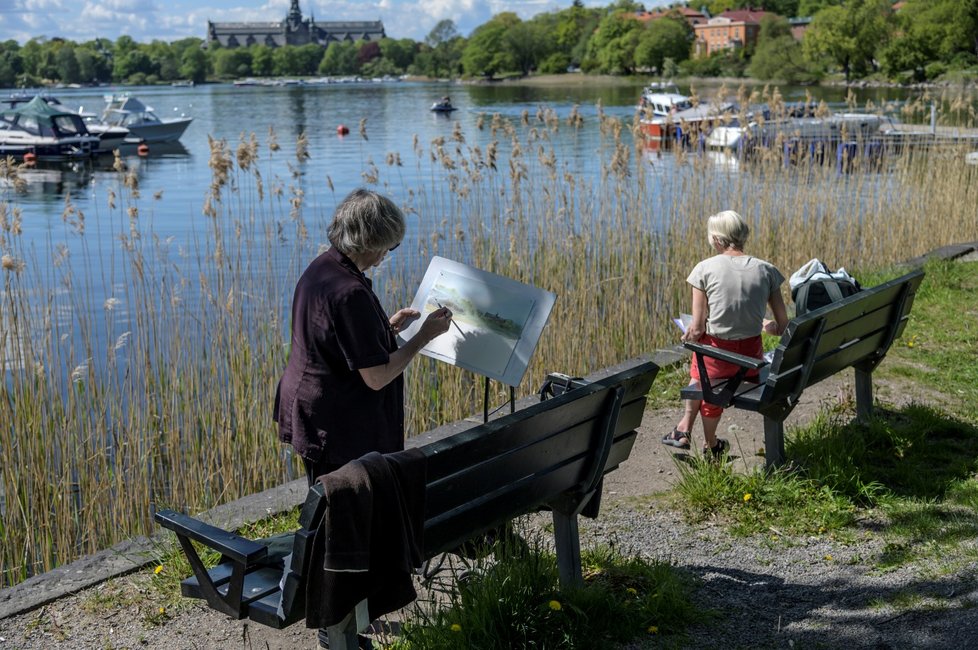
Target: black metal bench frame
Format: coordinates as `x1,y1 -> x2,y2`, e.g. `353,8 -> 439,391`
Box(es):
155,361 -> 658,649
680,269 -> 924,468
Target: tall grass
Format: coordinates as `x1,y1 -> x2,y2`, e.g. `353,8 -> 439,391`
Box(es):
1,90 -> 977,586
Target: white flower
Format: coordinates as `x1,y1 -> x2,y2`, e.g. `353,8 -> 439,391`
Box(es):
104,297 -> 121,311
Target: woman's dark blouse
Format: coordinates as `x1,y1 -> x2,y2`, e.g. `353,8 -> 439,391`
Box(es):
274,247 -> 403,465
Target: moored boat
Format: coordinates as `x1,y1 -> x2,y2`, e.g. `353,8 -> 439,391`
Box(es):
0,96 -> 99,160
2,94 -> 129,154
638,82 -> 736,145
100,94 -> 193,143
706,113 -> 885,150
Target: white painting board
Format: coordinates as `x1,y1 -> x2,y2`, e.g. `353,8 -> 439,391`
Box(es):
398,257 -> 557,387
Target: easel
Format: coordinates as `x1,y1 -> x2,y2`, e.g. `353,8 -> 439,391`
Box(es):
483,376 -> 516,423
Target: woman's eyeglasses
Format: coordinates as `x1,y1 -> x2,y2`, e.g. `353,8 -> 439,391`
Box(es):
388,242 -> 400,252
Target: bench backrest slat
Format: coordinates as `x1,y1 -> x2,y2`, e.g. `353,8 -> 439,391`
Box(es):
762,270 -> 923,406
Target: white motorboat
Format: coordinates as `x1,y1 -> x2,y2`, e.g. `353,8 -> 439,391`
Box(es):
707,113 -> 884,150
0,96 -> 99,160
2,94 -> 129,154
100,94 -> 193,143
638,81 -> 736,144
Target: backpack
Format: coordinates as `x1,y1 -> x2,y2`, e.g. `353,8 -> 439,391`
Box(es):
789,258 -> 862,316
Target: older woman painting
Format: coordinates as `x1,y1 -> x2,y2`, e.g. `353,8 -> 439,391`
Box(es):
661,210 -> 789,460
274,188 -> 452,485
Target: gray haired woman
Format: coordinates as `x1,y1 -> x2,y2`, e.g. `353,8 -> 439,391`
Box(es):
274,188 -> 452,485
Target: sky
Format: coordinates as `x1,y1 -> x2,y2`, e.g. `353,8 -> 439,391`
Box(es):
0,0 -> 621,45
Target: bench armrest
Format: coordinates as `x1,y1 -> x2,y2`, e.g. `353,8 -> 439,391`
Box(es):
155,509 -> 268,564
682,342 -> 768,370
682,342 -> 768,408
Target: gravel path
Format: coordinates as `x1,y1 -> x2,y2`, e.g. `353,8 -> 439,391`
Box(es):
2,375 -> 976,649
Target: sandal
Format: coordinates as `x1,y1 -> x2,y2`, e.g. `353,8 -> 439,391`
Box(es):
705,438 -> 729,461
661,428 -> 690,449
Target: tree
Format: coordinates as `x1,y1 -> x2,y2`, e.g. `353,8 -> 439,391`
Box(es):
179,46 -> 208,83
583,11 -> 643,74
802,0 -> 893,82
251,45 -> 274,76
634,16 -> 693,74
319,41 -> 358,75
749,17 -> 818,83
295,43 -> 324,74
272,45 -> 302,76
505,19 -> 553,75
0,41 -> 22,88
378,38 -> 415,71
213,47 -> 252,78
113,49 -> 154,81
55,45 -> 81,83
424,19 -> 464,78
461,13 -> 519,78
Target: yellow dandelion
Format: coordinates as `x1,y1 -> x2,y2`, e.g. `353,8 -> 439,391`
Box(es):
743,493 -> 752,502
549,600 -> 562,611
824,554 -> 833,561
818,526 -> 826,534
154,565 -> 163,574
450,623 -> 462,633
158,606 -> 165,614
771,535 -> 779,541
626,587 -> 638,595
647,625 -> 659,634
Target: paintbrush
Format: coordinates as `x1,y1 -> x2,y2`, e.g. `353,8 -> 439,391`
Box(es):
437,302 -> 467,339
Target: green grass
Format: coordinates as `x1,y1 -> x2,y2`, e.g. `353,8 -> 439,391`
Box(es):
395,542 -> 697,650
873,259 -> 978,417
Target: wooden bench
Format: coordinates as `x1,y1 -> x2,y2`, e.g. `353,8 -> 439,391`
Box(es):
680,269 -> 924,468
154,361 -> 658,649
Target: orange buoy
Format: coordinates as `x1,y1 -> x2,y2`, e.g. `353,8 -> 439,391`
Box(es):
23,152 -> 37,165
336,124 -> 349,135
137,143 -> 150,156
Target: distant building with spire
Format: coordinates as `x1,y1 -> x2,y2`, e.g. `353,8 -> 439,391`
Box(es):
207,0 -> 385,48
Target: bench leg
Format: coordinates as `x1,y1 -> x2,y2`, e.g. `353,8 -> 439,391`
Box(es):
551,511 -> 583,589
854,367 -> 873,423
763,417 -> 786,469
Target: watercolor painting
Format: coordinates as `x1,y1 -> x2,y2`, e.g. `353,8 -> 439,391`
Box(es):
399,257 -> 556,386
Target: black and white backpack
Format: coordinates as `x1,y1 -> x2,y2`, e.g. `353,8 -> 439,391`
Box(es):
789,259 -> 862,316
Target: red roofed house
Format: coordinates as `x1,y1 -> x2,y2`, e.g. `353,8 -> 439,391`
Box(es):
693,8 -> 775,57
632,7 -> 709,28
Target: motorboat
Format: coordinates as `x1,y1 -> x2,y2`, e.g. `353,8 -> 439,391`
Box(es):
706,112 -> 885,150
430,97 -> 457,113
2,94 -> 129,154
0,96 -> 99,160
100,94 -> 193,143
637,82 -> 736,144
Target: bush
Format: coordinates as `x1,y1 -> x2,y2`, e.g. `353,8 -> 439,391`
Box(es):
538,53 -> 571,75
924,61 -> 948,80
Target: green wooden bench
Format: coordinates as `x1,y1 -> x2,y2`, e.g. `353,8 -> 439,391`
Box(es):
155,361 -> 658,649
681,269 -> 924,468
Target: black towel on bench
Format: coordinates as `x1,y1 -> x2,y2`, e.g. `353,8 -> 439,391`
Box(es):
306,448 -> 427,628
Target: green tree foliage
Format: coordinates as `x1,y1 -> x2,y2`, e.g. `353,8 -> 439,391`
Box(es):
798,0 -> 841,17
749,16 -> 818,82
54,44 -> 81,83
583,11 -> 643,74
250,45 -> 274,77
179,47 -> 208,83
319,41 -> 358,76
213,47 -> 252,78
461,12 -> 519,78
420,19 -> 464,78
881,0 -> 978,81
634,15 -> 693,74
705,0 -> 801,16
0,41 -> 22,88
378,38 -> 415,72
802,0 -> 893,81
